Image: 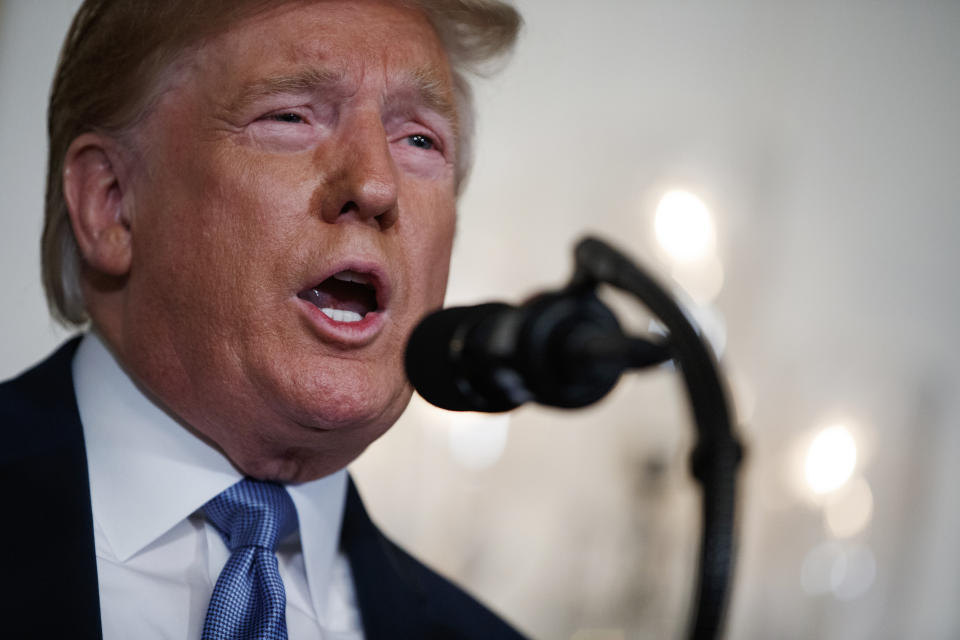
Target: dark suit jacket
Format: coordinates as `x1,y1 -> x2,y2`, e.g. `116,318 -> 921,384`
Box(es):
0,339 -> 526,639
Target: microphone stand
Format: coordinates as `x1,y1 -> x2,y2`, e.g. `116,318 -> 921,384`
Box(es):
567,237 -> 744,640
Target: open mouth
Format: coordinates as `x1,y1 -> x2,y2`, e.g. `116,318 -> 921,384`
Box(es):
297,270 -> 379,323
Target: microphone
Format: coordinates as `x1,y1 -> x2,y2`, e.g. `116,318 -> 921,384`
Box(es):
405,288 -> 671,412
406,236 -> 742,640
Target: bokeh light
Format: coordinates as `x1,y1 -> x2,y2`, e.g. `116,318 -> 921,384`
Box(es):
833,545 -> 877,600
654,190 -> 716,262
801,540 -> 845,596
447,412 -> 511,470
805,425 -> 857,494
824,475 -> 874,538
801,541 -> 877,601
671,254 -> 725,304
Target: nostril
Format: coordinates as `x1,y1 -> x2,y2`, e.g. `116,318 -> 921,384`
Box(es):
375,208 -> 398,230
333,199 -> 394,229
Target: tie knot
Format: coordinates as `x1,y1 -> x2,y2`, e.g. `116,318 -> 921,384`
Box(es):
203,479 -> 297,551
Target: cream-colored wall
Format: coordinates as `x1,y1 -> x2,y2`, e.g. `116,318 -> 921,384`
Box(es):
0,0 -> 77,369
3,2 -> 959,638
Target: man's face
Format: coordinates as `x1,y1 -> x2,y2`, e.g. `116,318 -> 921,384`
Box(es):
116,0 -> 458,480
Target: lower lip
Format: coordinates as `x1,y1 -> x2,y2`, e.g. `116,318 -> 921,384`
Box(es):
296,298 -> 387,346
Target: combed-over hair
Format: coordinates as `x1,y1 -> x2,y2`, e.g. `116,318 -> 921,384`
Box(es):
42,0 -> 521,326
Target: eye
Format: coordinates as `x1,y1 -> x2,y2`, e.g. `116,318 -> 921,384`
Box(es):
406,134 -> 435,150
265,112 -> 305,124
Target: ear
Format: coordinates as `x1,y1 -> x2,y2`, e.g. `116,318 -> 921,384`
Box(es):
63,133 -> 133,277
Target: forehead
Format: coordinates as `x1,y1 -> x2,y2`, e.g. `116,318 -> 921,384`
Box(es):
196,0 -> 453,96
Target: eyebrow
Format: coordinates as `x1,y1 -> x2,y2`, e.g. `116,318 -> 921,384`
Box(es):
405,66 -> 460,135
227,68 -> 346,114
227,65 -> 460,135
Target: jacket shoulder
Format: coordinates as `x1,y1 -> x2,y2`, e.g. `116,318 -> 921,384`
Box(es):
0,337 -> 85,462
383,534 -> 527,639
0,336 -> 103,638
342,478 -> 528,639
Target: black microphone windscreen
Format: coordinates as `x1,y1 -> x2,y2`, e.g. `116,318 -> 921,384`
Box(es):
404,303 -> 513,412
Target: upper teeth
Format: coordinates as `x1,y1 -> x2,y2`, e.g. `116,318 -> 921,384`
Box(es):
332,270 -> 371,285
321,308 -> 363,323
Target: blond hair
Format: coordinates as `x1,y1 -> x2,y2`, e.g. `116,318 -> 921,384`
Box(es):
42,0 -> 521,325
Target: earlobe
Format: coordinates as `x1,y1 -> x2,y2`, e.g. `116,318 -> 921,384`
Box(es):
63,133 -> 133,277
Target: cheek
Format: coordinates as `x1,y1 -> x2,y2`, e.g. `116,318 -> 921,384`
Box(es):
411,202 -> 456,306
131,150 -> 299,319
183,146 -> 309,246
428,228 -> 455,296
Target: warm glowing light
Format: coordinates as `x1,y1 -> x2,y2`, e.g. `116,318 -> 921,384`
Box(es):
447,413 -> 511,470
805,425 -> 857,494
824,476 -> 874,538
671,254 -> 725,304
654,190 -> 715,262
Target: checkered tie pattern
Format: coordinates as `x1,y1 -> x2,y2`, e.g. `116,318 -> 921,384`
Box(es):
201,479 -> 298,640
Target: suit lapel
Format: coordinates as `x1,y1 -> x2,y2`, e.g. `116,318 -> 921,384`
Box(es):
340,476 -> 434,638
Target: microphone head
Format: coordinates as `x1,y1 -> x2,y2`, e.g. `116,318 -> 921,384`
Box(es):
405,303 -> 520,412
512,290 -> 624,409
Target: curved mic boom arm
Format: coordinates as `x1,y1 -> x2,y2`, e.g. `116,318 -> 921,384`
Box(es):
567,237 -> 744,640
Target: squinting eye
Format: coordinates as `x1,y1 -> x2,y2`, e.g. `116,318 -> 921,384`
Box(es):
266,112 -> 304,124
406,134 -> 435,150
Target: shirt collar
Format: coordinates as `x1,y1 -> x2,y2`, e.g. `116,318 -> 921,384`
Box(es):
72,332 -> 347,622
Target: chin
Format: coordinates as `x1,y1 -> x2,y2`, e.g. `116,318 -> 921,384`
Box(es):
217,352 -> 412,480
304,386 -> 411,434
277,355 -> 412,428
262,368 -> 410,445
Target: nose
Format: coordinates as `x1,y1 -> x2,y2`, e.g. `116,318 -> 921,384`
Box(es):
316,113 -> 399,230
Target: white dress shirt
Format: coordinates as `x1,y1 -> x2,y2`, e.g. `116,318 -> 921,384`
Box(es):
72,333 -> 365,639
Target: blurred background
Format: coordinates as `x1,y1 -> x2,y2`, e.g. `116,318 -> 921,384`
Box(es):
2,1 -> 958,638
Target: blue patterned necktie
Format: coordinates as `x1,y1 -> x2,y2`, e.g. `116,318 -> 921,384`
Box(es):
201,479 -> 298,640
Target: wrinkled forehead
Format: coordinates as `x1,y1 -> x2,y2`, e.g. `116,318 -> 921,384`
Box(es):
191,1 -> 456,104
